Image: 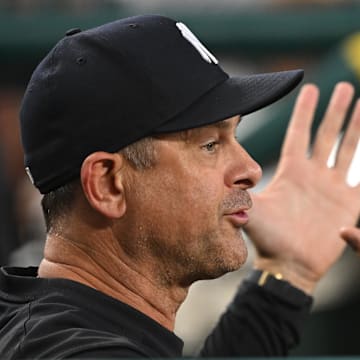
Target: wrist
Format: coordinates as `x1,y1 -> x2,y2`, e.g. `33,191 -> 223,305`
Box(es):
246,269 -> 313,306
253,258 -> 317,295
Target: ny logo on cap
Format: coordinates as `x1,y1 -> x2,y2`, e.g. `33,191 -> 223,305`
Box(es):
176,22 -> 218,65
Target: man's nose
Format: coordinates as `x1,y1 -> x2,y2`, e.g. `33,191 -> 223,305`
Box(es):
229,144 -> 262,189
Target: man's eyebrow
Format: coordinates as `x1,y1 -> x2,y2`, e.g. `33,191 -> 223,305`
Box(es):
178,117 -> 241,141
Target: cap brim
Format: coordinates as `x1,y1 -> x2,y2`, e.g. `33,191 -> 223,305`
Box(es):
155,69 -> 304,133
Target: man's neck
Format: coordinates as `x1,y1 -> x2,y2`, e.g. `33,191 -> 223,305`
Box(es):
38,234 -> 188,331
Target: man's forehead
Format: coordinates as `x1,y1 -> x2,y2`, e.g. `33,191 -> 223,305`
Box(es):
156,115 -> 241,142
190,116 -> 241,135
210,115 -> 241,129
193,116 -> 240,140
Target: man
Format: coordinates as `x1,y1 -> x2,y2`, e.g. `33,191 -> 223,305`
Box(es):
0,14 -> 359,358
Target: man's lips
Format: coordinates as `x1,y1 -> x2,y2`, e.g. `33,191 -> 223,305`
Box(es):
222,189 -> 252,227
224,209 -> 249,227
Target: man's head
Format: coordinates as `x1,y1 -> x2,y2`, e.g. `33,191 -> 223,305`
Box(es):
20,15 -> 303,285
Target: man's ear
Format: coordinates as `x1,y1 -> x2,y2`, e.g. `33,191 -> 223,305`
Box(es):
80,152 -> 127,219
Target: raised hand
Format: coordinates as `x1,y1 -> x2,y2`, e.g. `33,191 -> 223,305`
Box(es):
245,82 -> 360,294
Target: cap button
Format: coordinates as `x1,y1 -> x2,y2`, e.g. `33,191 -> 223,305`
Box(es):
65,28 -> 82,36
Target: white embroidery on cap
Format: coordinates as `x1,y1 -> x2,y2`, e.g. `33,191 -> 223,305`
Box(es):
25,167 -> 34,184
176,22 -> 218,64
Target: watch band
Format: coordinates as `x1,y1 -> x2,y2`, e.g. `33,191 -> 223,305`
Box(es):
246,269 -> 312,306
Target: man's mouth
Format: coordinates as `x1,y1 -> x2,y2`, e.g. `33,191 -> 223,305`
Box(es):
224,209 -> 249,227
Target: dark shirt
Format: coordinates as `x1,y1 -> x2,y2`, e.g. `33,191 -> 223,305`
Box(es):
0,266 -> 312,359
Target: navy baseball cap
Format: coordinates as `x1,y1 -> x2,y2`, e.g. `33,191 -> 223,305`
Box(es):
20,14 -> 303,194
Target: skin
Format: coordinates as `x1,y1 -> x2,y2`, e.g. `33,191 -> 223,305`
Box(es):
38,81 -> 360,331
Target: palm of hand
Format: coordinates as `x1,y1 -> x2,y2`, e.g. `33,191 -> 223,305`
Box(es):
245,83 -> 360,290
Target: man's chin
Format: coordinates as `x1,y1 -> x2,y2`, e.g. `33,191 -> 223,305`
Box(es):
223,232 -> 248,266
218,249 -> 248,275
190,247 -> 248,284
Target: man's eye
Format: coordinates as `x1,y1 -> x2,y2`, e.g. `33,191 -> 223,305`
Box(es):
202,141 -> 218,152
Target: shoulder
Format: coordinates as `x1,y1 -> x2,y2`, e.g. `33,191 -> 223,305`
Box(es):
0,268 -> 181,358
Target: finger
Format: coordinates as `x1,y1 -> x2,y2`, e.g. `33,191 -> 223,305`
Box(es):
340,226 -> 360,254
281,84 -> 319,158
312,82 -> 354,163
335,98 -> 360,173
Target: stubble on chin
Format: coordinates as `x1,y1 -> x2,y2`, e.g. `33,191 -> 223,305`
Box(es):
175,225 -> 248,287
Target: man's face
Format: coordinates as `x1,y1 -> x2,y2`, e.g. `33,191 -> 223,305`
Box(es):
121,116 -> 262,287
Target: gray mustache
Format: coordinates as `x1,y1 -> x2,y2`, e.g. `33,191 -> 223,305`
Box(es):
222,189 -> 252,212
